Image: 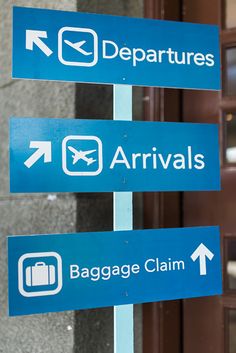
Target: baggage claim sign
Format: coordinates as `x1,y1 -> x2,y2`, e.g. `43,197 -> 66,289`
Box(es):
8,227 -> 222,316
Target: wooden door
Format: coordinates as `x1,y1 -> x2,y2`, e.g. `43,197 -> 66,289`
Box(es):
143,0 -> 236,352
143,1 -> 183,353
183,0 -> 236,353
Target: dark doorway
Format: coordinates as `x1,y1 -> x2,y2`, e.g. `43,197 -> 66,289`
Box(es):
143,0 -> 230,352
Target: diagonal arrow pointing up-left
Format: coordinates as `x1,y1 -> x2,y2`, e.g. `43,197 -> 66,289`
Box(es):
26,30 -> 53,57
24,141 -> 52,169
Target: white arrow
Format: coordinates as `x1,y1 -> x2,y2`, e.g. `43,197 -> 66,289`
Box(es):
24,141 -> 52,169
191,243 -> 214,276
26,30 -> 53,57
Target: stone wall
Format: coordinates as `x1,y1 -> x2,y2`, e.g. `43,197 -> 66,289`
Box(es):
0,1 -> 143,352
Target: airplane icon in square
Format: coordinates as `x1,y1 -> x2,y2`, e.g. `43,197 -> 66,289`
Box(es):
58,27 -> 98,67
62,135 -> 103,176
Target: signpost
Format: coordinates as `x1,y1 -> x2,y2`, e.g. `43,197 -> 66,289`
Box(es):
12,6 -> 220,90
113,85 -> 133,353
8,226 -> 222,316
10,117 -> 220,193
10,6 -> 222,353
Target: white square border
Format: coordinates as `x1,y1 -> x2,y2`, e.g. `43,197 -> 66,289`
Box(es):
18,252 -> 63,297
62,135 -> 103,176
58,26 -> 98,67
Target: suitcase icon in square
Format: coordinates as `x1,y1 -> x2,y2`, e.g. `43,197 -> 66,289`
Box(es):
26,262 -> 56,287
18,252 -> 63,297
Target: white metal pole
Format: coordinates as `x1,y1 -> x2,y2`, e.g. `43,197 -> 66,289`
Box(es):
113,84 -> 134,353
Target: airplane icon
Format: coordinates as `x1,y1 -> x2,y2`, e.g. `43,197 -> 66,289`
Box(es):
62,135 -> 102,176
64,39 -> 93,56
68,146 -> 97,166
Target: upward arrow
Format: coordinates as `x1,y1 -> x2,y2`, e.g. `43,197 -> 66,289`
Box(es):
24,141 -> 52,169
191,243 -> 214,276
26,30 -> 53,57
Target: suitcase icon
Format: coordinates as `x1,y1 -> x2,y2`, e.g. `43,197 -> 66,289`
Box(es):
26,262 -> 56,287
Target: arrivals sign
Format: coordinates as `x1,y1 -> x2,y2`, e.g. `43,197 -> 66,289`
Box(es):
12,7 -> 220,90
10,118 -> 220,193
8,226 -> 222,316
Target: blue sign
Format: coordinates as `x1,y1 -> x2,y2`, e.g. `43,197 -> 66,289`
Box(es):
12,7 -> 220,90
10,117 -> 220,193
8,226 -> 222,316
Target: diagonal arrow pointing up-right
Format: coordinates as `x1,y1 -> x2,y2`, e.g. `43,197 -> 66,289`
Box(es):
24,141 -> 52,169
191,243 -> 214,276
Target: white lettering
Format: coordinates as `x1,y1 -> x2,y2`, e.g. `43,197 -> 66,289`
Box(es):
112,265 -> 120,276
81,267 -> 89,279
133,48 -> 146,66
70,265 -> 80,279
173,154 -> 186,169
144,258 -> 185,273
194,52 -> 205,66
110,146 -> 131,169
101,266 -> 111,280
90,267 -> 100,281
132,153 -> 142,169
160,261 -> 168,271
173,260 -> 185,270
188,146 -> 193,169
102,40 -> 119,59
146,49 -> 157,63
70,263 -> 140,282
186,52 -> 194,65
158,50 -> 166,63
158,154 -> 172,169
101,40 -> 215,68
152,147 -> 157,169
132,264 -> 140,274
121,264 -> 131,278
174,51 -> 186,65
142,153 -> 152,169
109,146 -> 205,171
194,154 -> 205,169
119,47 -> 132,60
166,47 -> 175,64
205,53 -> 215,67
144,258 -> 156,272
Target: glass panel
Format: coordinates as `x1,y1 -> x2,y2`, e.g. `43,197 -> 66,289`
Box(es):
226,48 -> 236,96
229,310 -> 236,353
225,113 -> 236,163
226,0 -> 236,29
227,239 -> 236,288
